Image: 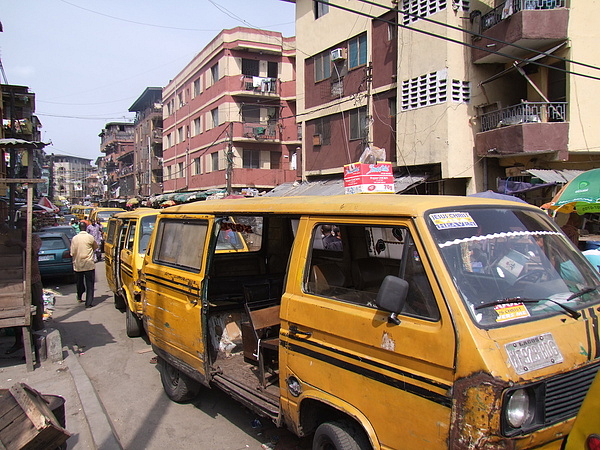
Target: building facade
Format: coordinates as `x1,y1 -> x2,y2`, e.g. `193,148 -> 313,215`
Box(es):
99,122 -> 135,199
129,87 -> 163,197
294,0 -> 599,202
52,154 -> 94,205
162,27 -> 299,195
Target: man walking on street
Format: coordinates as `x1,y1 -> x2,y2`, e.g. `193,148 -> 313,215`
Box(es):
71,222 -> 98,308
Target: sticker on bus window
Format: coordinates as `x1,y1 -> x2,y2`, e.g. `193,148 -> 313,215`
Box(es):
430,212 -> 477,230
494,303 -> 530,322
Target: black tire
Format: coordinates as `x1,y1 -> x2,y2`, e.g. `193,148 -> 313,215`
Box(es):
157,357 -> 200,403
313,421 -> 371,450
114,293 -> 126,310
125,303 -> 143,337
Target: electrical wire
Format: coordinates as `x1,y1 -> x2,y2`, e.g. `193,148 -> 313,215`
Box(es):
355,0 -> 600,74
316,0 -> 600,82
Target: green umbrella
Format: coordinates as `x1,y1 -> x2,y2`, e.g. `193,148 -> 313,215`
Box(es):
545,168 -> 600,214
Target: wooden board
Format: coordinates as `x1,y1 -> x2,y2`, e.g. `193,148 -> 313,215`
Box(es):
0,384 -> 69,450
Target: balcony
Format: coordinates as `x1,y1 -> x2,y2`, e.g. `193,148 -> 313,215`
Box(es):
472,0 -> 568,64
475,101 -> 568,157
242,122 -> 278,141
238,76 -> 279,96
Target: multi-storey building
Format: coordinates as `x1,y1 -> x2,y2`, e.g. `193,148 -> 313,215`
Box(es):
52,154 -> 93,205
294,0 -> 598,201
1,84 -> 44,194
162,27 -> 299,195
99,122 -> 135,199
129,87 -> 163,197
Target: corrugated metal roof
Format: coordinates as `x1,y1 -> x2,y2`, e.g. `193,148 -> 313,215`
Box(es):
526,169 -> 584,184
263,174 -> 428,197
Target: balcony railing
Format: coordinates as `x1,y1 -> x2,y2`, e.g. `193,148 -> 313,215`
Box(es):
241,76 -> 279,95
480,101 -> 567,132
242,122 -> 278,140
481,0 -> 566,32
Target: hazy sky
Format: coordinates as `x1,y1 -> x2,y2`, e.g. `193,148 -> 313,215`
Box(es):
1,0 -> 296,162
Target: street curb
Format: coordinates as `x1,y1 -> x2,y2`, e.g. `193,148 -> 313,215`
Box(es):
65,348 -> 123,450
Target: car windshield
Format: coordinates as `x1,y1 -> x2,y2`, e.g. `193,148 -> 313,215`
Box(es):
427,207 -> 600,328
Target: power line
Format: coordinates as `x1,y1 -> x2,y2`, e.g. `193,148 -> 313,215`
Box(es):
317,0 -> 600,82
355,0 -> 600,74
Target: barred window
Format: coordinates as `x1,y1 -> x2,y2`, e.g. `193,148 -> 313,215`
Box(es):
401,0 -> 446,25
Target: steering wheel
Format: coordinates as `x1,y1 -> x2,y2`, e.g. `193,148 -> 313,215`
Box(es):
513,269 -> 546,285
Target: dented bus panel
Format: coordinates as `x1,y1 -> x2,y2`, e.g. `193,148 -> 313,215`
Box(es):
140,194 -> 600,449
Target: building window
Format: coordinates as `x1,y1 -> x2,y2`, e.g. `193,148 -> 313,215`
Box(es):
314,50 -> 331,82
193,157 -> 201,175
401,69 -> 448,110
166,133 -> 172,148
193,117 -> 201,136
177,126 -> 185,143
242,59 -> 260,77
242,105 -> 261,123
349,107 -> 368,140
243,149 -> 260,169
349,33 -> 367,69
268,61 -> 278,79
314,116 -> 331,145
166,165 -> 172,180
211,108 -> 219,128
167,100 -> 173,116
178,92 -> 184,108
451,80 -> 470,103
193,78 -> 201,97
270,152 -> 280,170
211,63 -> 219,85
314,0 -> 329,18
402,0 -> 446,25
211,152 -> 219,171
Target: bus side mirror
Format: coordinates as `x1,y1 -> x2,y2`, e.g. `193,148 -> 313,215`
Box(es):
375,275 -> 409,325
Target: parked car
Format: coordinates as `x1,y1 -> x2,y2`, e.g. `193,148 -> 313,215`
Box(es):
40,225 -> 77,241
36,231 -> 74,280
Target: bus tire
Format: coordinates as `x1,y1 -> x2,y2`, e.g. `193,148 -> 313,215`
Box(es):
157,357 -> 200,403
313,420 -> 371,450
114,293 -> 125,310
125,303 -> 143,337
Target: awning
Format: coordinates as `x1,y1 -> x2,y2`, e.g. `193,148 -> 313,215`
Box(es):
525,169 -> 583,184
0,138 -> 49,149
263,174 -> 428,197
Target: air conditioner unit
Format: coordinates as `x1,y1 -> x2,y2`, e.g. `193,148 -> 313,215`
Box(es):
313,134 -> 322,146
331,48 -> 347,61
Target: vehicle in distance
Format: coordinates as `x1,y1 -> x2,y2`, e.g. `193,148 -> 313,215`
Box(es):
36,231 -> 74,280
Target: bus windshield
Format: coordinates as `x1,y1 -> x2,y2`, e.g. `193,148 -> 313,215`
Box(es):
427,207 -> 600,328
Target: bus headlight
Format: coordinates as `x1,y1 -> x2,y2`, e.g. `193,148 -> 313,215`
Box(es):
505,389 -> 534,428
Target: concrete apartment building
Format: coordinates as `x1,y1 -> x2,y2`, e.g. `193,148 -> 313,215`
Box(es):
129,87 -> 163,197
99,122 -> 135,199
52,154 -> 94,204
162,27 -> 299,195
294,0 -> 599,201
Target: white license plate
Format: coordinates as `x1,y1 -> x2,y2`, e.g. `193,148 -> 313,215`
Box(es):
505,332 -> 563,375
38,254 -> 55,261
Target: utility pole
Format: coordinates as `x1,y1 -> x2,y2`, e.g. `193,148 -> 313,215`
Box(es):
365,62 -> 373,147
226,122 -> 233,195
48,153 -> 55,200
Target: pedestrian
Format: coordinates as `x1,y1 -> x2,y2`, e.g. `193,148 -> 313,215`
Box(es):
321,224 -> 343,251
4,217 -> 44,354
71,217 -> 79,232
71,221 -> 98,308
87,218 -> 103,262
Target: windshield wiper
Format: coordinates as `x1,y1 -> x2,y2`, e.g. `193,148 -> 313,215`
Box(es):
566,286 -> 599,302
475,297 -> 581,320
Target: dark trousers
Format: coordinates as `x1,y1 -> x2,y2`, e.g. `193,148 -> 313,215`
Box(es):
76,269 -> 96,307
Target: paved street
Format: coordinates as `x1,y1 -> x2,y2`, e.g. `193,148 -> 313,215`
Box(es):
0,261 -> 310,450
